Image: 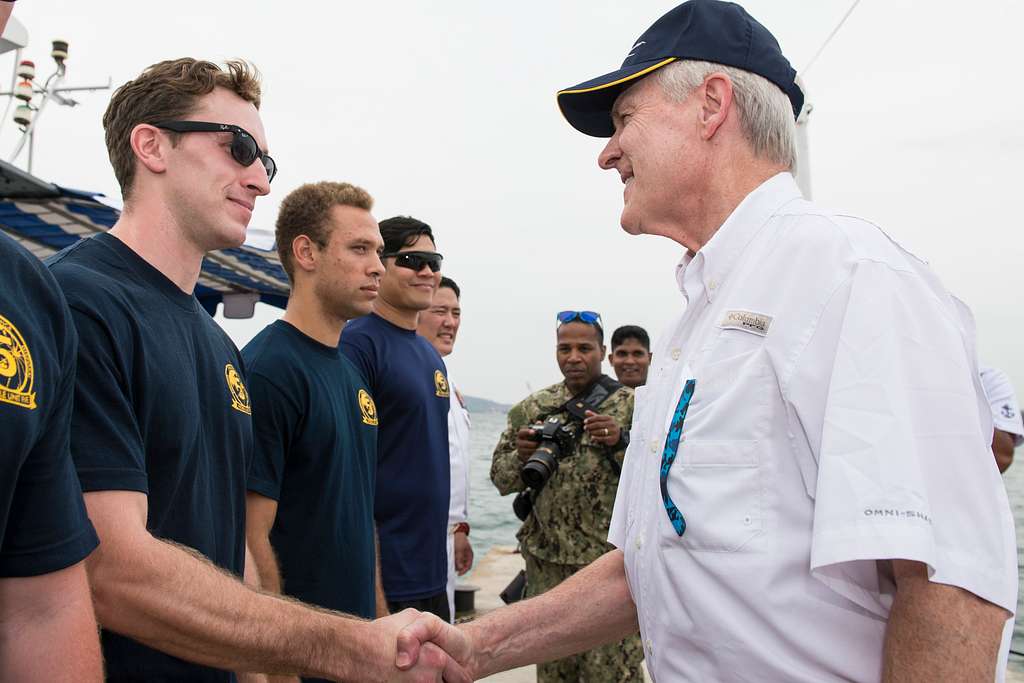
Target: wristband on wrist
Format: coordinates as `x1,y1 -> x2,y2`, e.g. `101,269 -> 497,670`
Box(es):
454,522 -> 470,536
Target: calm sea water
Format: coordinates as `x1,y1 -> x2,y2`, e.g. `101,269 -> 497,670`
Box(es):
466,409 -> 1024,669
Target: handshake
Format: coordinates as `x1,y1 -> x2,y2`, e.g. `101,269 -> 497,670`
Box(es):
375,608 -> 477,682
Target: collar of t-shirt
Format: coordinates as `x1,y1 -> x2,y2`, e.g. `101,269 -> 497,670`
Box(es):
274,319 -> 341,359
674,172 -> 803,304
95,232 -> 196,312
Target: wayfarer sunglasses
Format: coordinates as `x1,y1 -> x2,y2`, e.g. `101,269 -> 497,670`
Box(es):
382,250 -> 444,273
153,120 -> 278,183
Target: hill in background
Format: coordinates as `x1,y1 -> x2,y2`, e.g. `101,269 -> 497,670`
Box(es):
463,395 -> 511,414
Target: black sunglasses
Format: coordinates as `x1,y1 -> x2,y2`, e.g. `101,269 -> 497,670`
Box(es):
153,120 -> 277,183
381,250 -> 444,273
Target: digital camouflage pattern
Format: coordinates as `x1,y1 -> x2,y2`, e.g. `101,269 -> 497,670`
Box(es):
490,377 -> 633,566
524,551 -> 645,683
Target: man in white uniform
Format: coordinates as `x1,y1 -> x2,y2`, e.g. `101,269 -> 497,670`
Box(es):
417,276 -> 473,621
394,1 -> 1019,681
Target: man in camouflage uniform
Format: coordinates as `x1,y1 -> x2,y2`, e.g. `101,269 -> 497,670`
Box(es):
491,312 -> 644,682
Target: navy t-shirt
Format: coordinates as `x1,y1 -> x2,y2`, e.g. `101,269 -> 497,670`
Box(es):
340,313 -> 450,601
244,320 -> 378,619
0,232 -> 98,577
47,233 -> 252,683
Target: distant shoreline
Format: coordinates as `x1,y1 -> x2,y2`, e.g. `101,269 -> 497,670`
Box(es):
464,395 -> 511,414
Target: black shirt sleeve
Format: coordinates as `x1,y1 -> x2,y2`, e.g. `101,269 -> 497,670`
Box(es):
246,372 -> 301,501
0,329 -> 98,576
65,304 -> 149,493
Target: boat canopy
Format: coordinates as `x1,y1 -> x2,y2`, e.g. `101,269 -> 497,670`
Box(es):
0,160 -> 289,317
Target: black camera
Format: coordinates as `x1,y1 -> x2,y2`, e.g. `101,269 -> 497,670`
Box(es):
521,415 -> 579,491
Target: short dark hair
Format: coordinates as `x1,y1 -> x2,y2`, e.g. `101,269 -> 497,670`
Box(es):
439,276 -> 460,299
611,325 -> 650,351
557,319 -> 604,345
378,215 -> 435,254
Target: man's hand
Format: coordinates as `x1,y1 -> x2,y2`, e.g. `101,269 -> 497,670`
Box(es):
583,410 -> 620,447
379,610 -> 471,682
454,532 -> 473,576
394,612 -> 474,681
515,427 -> 539,462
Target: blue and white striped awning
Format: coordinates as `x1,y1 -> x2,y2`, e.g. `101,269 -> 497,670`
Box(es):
0,160 -> 289,317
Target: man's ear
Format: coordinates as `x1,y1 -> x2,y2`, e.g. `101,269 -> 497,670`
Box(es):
130,124 -> 170,176
291,235 -> 318,274
698,72 -> 734,140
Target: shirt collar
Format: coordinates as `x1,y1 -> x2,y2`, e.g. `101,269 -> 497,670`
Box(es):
675,172 -> 803,301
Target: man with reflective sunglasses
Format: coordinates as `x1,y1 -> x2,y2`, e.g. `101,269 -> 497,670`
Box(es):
396,1 -> 1015,681
489,310 -> 643,682
341,216 -> 453,623
46,59 -> 466,683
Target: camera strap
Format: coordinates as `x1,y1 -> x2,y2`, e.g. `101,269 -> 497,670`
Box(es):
562,375 -> 625,477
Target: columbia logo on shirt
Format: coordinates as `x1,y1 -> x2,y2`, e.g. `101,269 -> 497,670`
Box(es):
0,314 -> 37,410
224,363 -> 251,415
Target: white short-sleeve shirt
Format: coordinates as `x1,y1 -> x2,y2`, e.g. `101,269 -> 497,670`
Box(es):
447,376 -> 471,525
981,366 -> 1024,446
610,173 -> 1018,682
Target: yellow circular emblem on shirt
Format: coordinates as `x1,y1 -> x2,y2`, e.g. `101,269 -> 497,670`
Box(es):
434,369 -> 450,398
358,389 -> 378,426
224,363 -> 251,415
0,313 -> 37,410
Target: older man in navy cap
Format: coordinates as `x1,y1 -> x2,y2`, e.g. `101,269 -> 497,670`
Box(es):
396,2 -> 1017,680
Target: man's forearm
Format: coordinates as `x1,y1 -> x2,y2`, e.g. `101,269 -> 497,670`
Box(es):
490,445 -> 526,495
247,535 -> 281,594
376,528 -> 389,617
462,549 -> 638,677
882,560 -> 1009,682
88,534 -> 386,680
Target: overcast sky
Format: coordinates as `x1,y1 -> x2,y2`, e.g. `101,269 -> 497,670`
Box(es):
8,1 -> 1023,403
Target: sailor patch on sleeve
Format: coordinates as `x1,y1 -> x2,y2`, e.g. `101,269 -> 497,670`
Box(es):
358,388 -> 378,426
434,369 -> 450,398
0,314 -> 37,410
225,363 -> 251,415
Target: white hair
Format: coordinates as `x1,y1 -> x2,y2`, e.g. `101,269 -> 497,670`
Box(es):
654,60 -> 797,170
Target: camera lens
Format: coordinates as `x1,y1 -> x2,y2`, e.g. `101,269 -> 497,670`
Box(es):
521,446 -> 559,490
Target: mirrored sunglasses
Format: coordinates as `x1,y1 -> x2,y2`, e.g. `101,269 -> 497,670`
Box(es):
382,250 -> 444,273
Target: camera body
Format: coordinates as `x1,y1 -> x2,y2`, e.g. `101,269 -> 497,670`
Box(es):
520,415 -> 580,491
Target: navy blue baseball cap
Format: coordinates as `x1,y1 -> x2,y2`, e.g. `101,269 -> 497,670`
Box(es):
557,0 -> 803,137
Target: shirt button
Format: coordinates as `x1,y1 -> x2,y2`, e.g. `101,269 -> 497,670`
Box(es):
671,348 -> 681,361
649,442 -> 659,454
646,638 -> 654,654
708,279 -> 718,291
635,535 -> 643,550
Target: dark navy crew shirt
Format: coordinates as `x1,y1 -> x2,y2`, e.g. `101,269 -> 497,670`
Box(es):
340,313 -> 450,602
47,233 -> 252,683
0,232 -> 98,577
245,320 -> 378,620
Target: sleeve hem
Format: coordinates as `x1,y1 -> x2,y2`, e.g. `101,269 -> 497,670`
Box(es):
246,477 -> 281,501
0,523 -> 99,578
77,468 -> 149,494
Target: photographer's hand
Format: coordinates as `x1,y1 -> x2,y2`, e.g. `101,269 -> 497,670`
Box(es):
515,427 -> 540,463
583,411 -> 620,447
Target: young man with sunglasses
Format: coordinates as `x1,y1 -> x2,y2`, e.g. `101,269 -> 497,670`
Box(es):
46,59 -> 466,683
489,311 -> 643,682
416,277 -> 473,621
341,216 -> 452,622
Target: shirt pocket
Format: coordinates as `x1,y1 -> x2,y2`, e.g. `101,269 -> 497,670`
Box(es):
661,329 -> 770,552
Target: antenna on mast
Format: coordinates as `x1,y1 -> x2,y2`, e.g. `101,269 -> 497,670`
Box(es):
0,35 -> 112,173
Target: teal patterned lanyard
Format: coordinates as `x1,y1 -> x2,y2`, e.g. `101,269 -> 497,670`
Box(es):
659,379 -> 696,536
